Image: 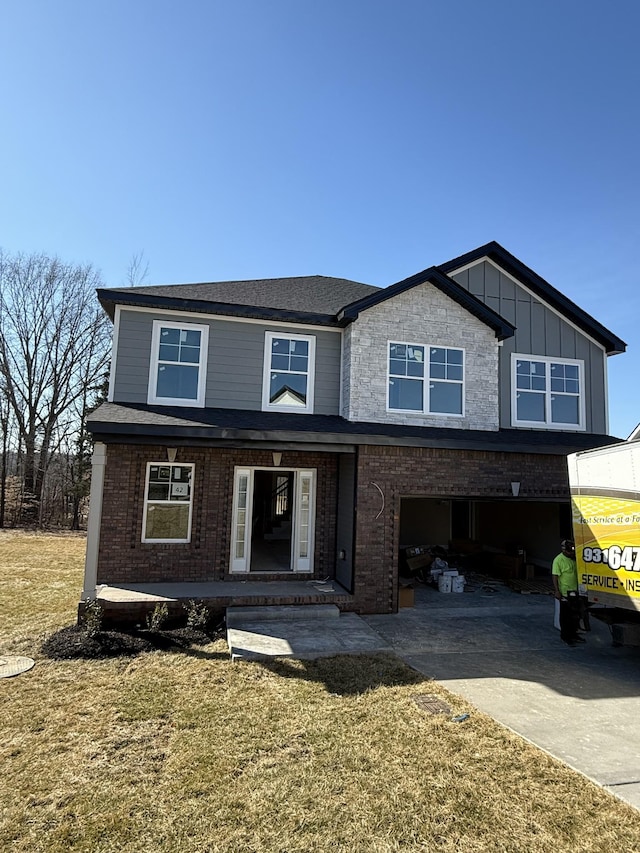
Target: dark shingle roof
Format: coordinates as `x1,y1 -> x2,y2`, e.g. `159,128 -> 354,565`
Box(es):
88,402 -> 621,456
98,275 -> 379,322
95,242 -> 625,355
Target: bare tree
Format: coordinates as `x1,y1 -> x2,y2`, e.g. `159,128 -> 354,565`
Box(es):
125,251 -> 149,288
0,250 -> 110,525
0,392 -> 13,527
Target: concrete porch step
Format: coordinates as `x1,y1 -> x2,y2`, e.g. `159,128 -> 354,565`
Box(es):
226,604 -> 340,626
227,611 -> 391,661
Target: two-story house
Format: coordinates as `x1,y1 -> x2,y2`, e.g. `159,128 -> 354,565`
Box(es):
82,242 -> 625,618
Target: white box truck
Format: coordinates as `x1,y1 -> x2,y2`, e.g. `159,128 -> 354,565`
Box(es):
568,436 -> 640,642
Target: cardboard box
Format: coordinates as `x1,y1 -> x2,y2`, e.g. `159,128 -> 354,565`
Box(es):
406,554 -> 432,572
398,585 -> 415,608
491,553 -> 524,579
404,545 -> 427,558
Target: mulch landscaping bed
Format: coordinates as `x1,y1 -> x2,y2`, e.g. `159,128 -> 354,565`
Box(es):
41,624 -> 223,660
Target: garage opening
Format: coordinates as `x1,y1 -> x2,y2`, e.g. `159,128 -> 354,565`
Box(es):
399,497 -> 572,583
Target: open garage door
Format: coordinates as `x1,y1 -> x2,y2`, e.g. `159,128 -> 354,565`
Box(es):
399,497 -> 572,579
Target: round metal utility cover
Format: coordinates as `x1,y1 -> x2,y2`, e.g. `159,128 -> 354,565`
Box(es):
0,656 -> 35,678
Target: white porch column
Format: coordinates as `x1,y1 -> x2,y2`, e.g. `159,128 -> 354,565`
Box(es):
82,442 -> 107,600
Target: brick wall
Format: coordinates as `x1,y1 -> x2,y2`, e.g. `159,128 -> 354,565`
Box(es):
351,444 -> 570,614
97,444 -> 337,584
342,283 -> 500,430
97,441 -> 572,617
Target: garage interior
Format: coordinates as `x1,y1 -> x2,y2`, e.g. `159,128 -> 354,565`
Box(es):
399,497 -> 572,583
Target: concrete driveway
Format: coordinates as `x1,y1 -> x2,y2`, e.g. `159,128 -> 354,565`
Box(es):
364,580 -> 640,810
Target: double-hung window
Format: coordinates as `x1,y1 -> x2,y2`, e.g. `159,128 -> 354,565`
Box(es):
262,332 -> 315,413
512,355 -> 584,429
148,320 -> 209,407
388,342 -> 464,415
142,463 -> 194,543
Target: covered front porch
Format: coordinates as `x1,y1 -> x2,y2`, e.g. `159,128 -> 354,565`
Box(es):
81,579 -> 354,626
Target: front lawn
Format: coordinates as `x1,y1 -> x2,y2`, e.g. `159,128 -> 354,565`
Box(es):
1,531 -> 639,852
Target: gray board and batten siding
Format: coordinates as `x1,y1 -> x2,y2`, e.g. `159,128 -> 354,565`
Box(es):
112,309 -> 342,415
449,261 -> 607,434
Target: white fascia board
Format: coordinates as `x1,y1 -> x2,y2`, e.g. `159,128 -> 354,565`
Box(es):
116,303 -> 342,334
627,423 -> 640,441
107,304 -> 121,403
446,256 -> 607,355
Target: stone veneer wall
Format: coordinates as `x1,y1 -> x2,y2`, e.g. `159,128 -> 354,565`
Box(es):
350,444 -> 571,614
342,283 -> 500,430
97,444 -> 337,585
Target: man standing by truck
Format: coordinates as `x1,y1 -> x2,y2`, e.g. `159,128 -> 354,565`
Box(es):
552,539 -> 585,647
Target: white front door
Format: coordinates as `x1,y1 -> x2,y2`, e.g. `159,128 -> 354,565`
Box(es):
230,467 -> 316,574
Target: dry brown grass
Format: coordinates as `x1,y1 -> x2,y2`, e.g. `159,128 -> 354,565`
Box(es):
2,531 -> 640,852
0,530 -> 87,654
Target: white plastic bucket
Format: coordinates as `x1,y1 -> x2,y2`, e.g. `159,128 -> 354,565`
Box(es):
452,575 -> 466,594
438,574 -> 452,594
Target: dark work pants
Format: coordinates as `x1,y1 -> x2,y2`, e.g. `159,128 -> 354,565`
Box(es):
578,595 -> 591,630
559,595 -> 580,643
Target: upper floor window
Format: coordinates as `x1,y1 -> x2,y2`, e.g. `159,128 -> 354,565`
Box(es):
262,332 -> 316,413
388,342 -> 464,416
142,463 -> 194,543
512,355 -> 584,429
148,321 -> 209,407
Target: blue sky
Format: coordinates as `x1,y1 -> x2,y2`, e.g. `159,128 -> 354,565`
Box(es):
1,0 -> 638,437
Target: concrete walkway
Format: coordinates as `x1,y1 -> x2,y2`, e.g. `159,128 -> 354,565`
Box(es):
227,604 -> 391,660
364,582 -> 640,811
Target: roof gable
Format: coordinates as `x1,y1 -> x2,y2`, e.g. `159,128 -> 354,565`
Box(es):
95,243 -> 623,354
438,242 -> 626,355
337,267 -> 515,341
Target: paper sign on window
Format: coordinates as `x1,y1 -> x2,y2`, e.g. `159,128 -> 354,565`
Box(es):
171,483 -> 189,497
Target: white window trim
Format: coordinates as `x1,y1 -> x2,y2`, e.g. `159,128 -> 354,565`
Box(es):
292,469 -> 315,573
230,466 -> 316,574
147,320 -> 209,407
142,462 -> 195,544
511,353 -> 586,431
386,340 -> 465,418
262,331 -> 316,414
230,467 -> 254,572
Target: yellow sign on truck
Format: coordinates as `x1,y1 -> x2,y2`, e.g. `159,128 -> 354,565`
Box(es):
568,437 -> 640,612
